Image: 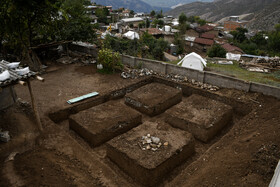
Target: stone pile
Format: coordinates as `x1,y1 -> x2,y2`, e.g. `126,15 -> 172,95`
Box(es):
138,134 -> 168,152
121,67 -> 220,91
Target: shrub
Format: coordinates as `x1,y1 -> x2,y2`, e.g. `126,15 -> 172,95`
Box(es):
97,48 -> 123,72
207,44 -> 227,58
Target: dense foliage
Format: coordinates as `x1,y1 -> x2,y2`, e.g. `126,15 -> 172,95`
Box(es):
97,48 -> 123,72
207,44 -> 227,58
103,32 -> 168,61
0,0 -> 95,59
230,24 -> 280,56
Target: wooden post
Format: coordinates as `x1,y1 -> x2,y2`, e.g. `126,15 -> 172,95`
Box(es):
27,79 -> 43,132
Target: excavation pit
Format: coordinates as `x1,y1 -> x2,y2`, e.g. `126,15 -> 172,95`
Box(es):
69,100 -> 142,147
106,121 -> 195,186
165,94 -> 233,143
125,83 -> 182,116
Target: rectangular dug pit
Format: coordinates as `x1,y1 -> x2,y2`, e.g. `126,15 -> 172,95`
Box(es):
69,100 -> 142,147
106,121 -> 194,186
125,83 -> 182,116
165,94 -> 233,143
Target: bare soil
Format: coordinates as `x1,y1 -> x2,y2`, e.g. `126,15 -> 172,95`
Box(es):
0,63 -> 280,187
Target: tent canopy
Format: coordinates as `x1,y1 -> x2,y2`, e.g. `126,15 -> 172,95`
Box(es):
177,52 -> 207,71
123,31 -> 139,40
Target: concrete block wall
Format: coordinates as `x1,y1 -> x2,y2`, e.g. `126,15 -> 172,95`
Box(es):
121,55 -> 280,99
204,72 -> 250,92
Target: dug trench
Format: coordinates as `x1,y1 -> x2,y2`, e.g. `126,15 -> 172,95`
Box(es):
48,76 -> 253,186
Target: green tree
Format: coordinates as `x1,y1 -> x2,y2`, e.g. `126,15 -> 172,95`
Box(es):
179,13 -> 187,25
150,10 -> 155,17
58,0 -> 95,42
95,7 -> 109,24
207,44 -> 226,58
275,24 -> 280,32
230,27 -> 248,43
250,32 -> 267,47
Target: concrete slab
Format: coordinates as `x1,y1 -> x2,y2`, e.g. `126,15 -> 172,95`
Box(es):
106,121 -> 194,186
69,100 -> 142,147
165,94 -> 233,142
125,83 -> 182,116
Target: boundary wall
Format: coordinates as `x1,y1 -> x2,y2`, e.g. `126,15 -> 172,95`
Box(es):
121,54 -> 280,99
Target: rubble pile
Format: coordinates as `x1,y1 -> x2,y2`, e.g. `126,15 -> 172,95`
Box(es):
121,67 -> 220,91
256,57 -> 280,68
138,134 -> 168,152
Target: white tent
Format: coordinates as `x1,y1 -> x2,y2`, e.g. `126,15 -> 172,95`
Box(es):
123,31 -> 139,40
177,52 -> 207,71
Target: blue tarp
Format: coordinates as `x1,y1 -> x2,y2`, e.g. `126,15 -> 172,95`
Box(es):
67,92 -> 99,104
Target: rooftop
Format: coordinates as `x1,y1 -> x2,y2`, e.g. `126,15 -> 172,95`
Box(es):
194,38 -> 214,46
201,33 -> 215,40
121,17 -> 143,23
222,43 -> 244,53
140,28 -> 163,35
0,60 -> 36,87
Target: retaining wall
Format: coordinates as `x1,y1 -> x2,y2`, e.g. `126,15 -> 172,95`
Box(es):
121,54 -> 280,99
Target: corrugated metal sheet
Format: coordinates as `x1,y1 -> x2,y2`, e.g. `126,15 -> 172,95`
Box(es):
0,60 -> 36,87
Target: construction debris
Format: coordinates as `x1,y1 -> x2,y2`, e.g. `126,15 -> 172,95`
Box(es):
121,67 -> 220,91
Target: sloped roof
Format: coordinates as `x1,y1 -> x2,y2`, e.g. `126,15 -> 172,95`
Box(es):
196,24 -> 215,33
140,28 -> 163,35
194,38 -> 214,46
222,43 -> 243,53
0,60 -> 36,87
201,33 -> 215,40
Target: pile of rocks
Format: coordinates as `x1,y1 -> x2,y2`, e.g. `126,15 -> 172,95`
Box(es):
121,68 -> 155,79
255,57 -> 280,68
138,134 -> 168,152
121,67 -> 220,91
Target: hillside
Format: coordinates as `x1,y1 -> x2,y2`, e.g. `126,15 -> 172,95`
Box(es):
141,0 -> 212,8
166,0 -> 280,31
92,0 -> 169,13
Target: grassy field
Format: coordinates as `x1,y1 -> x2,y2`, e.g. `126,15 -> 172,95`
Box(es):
165,60 -> 280,87
206,62 -> 280,87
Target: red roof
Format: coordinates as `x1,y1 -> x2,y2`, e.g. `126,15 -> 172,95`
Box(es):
222,43 -> 244,53
140,28 -> 163,35
201,33 -> 215,40
196,25 -> 215,33
194,38 -> 214,46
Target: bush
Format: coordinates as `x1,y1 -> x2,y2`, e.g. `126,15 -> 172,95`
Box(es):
97,48 -> 123,72
207,44 -> 226,58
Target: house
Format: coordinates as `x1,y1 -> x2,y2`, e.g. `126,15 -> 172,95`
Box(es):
121,17 -> 143,27
177,52 -> 207,71
121,9 -> 130,18
201,33 -> 215,40
194,38 -> 214,51
224,16 -> 248,31
196,24 -> 215,33
140,28 -> 163,39
222,43 -> 244,54
185,36 -> 196,47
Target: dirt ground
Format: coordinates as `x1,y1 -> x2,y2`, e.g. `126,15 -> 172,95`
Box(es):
1,63 -> 280,187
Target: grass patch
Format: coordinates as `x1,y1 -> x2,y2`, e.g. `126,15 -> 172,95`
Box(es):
206,62 -> 280,87
165,59 -> 180,65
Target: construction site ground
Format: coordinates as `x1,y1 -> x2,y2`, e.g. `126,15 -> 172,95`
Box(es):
0,63 -> 280,187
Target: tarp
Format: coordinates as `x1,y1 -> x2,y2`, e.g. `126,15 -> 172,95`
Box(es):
123,31 -> 139,40
177,52 -> 207,71
226,53 -> 241,61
